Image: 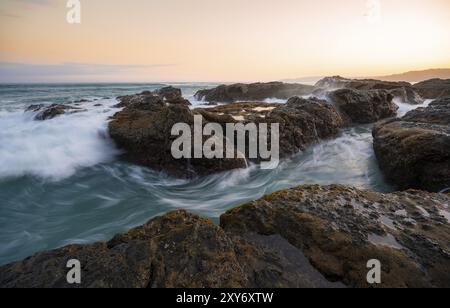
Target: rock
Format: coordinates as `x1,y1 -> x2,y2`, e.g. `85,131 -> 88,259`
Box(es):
25,104 -> 86,121
413,79 -> 450,99
221,184 -> 450,288
194,82 -> 315,103
316,76 -> 423,104
0,210 -> 248,288
2,185 -> 449,288
73,99 -> 91,104
196,97 -> 343,158
114,87 -> 185,108
0,209 -> 343,288
389,87 -> 424,105
316,76 -> 411,90
108,93 -> 246,178
373,97 -> 450,192
328,88 -> 398,125
153,86 -> 183,101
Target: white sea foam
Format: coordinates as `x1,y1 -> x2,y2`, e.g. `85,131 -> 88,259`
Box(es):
0,99 -> 121,181
394,98 -> 432,117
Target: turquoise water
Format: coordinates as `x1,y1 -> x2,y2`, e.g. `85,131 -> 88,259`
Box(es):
0,83 -> 400,266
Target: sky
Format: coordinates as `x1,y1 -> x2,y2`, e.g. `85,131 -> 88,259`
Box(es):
0,0 -> 449,82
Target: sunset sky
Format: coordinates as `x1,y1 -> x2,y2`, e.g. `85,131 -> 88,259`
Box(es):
0,0 -> 449,82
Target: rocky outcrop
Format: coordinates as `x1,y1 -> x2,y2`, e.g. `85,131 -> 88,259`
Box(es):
153,86 -> 183,101
221,185 -> 450,288
316,76 -> 423,104
413,79 -> 450,99
197,97 -> 343,158
373,97 -> 450,192
316,76 -> 411,90
327,89 -> 398,125
109,87 -> 403,177
194,82 -> 315,103
1,185 -> 449,288
109,93 -> 246,178
115,87 -> 189,108
25,104 -> 86,121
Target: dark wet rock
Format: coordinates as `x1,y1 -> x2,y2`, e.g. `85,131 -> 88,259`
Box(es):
25,104 -> 86,121
114,91 -> 162,108
0,209 -> 343,288
316,76 -> 411,90
328,88 -> 398,125
94,104 -> 103,107
0,210 -> 248,288
114,87 -> 187,108
221,184 -> 450,288
413,79 -> 450,99
373,97 -> 450,192
389,87 -> 424,105
196,97 -> 343,158
73,99 -> 91,104
316,76 -> 423,104
153,86 -> 183,101
2,185 -> 449,288
108,94 -> 246,178
194,82 -> 315,103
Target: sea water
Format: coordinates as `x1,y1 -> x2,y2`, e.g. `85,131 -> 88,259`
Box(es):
0,83 -> 429,265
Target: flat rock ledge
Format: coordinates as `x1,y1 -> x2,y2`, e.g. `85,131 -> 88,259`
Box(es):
1,185 -> 449,288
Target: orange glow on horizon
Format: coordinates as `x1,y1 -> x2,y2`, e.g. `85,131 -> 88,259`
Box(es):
0,0 -> 449,82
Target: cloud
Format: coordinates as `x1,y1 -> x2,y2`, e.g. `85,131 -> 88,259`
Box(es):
0,62 -> 177,82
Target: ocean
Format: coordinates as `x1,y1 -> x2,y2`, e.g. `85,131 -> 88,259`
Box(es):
0,83 -> 428,266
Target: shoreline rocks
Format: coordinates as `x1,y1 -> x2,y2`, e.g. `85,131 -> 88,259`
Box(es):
25,104 -> 86,121
109,85 -> 404,178
197,97 -> 344,158
413,79 -> 450,99
327,88 -> 398,125
1,184 -> 448,288
194,82 -> 315,104
373,97 -> 450,192
109,93 -> 246,178
316,76 -> 424,105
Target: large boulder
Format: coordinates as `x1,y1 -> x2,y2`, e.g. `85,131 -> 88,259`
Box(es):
221,184 -> 450,288
25,104 -> 86,121
373,97 -> 450,192
194,82 -> 315,103
108,93 -> 246,178
1,185 -> 449,288
413,79 -> 450,99
328,88 -> 398,125
316,76 -> 423,104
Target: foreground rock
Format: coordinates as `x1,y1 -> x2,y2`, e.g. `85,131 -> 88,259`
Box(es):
222,185 -> 450,288
328,89 -> 398,125
1,185 -> 449,288
109,93 -> 245,178
194,82 -> 315,104
413,79 -> 450,99
316,76 -> 424,105
25,104 -> 86,120
373,97 -> 450,192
